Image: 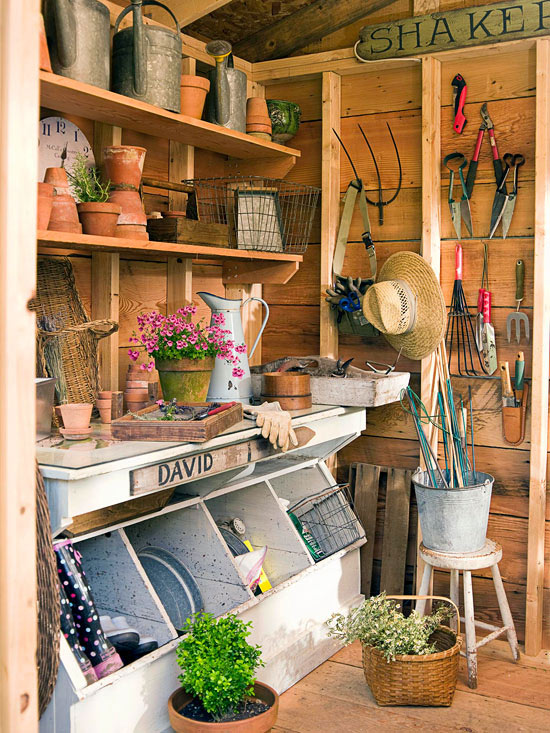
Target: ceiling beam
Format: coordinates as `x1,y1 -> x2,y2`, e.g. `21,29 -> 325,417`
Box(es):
234,0 -> 399,62
146,0 -> 235,28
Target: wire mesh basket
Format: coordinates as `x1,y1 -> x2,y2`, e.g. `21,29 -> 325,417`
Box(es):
184,176 -> 320,253
288,485 -> 364,562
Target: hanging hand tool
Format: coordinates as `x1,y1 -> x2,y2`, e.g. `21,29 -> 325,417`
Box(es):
500,362 -> 516,407
506,259 -> 530,343
476,243 -> 497,374
357,122 -> 402,226
465,103 -> 505,197
444,152 -> 473,238
446,243 -> 486,376
514,351 -> 525,406
452,74 -> 467,133
489,154 -> 525,239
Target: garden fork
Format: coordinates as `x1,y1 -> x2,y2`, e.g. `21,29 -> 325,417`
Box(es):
506,259 -> 529,344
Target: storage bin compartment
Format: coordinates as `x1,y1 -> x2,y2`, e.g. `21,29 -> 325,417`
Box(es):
268,464 -> 332,505
75,530 -> 175,648
206,482 -> 312,587
125,503 -> 252,622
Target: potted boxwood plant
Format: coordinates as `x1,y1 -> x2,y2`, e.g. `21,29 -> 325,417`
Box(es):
128,306 -> 245,402
67,153 -> 121,237
327,593 -> 461,707
168,612 -> 279,732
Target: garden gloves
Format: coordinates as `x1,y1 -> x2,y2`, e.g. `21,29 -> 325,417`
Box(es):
244,402 -> 298,453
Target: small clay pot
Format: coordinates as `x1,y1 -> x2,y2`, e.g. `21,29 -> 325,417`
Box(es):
246,123 -> 272,134
77,202 -> 122,237
48,194 -> 82,234
116,224 -> 149,240
59,403 -> 93,432
247,98 -> 270,120
124,389 -> 149,400
180,75 -> 210,119
163,210 -> 187,219
37,182 -> 54,230
98,407 -> 112,424
126,381 -> 149,389
96,398 -> 112,408
108,189 -> 147,226
44,167 -> 71,196
98,390 -> 112,399
102,146 -> 146,189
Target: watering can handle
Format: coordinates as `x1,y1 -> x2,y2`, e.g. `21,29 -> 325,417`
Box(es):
243,297 -> 269,358
114,0 -> 181,35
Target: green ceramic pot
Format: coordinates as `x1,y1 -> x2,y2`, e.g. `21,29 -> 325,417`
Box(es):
155,357 -> 214,403
266,99 -> 301,144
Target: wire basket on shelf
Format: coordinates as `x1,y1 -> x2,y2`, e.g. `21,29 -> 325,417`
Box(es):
288,485 -> 364,561
184,176 -> 320,253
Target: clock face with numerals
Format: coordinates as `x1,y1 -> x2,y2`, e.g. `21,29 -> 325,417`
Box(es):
38,116 -> 95,183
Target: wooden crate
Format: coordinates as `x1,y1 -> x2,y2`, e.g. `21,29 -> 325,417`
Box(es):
146,217 -> 229,247
111,402 -> 243,442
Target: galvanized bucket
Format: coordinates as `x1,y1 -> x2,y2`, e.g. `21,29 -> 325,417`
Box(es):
413,469 -> 493,554
112,0 -> 182,113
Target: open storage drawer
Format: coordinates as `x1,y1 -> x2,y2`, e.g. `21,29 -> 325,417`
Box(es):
40,406 -> 367,733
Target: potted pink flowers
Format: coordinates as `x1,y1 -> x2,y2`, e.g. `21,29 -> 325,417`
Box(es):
128,306 -> 245,402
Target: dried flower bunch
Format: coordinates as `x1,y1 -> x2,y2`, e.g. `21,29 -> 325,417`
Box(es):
128,305 -> 246,378
67,152 -> 111,203
327,592 -> 448,662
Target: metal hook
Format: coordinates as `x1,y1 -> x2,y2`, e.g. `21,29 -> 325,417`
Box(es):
358,122 -> 402,225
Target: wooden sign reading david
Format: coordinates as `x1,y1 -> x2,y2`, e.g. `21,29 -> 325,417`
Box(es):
356,0 -> 550,60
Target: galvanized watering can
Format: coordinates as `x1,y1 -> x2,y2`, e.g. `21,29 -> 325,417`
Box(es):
205,40 -> 247,132
43,0 -> 111,89
198,292 -> 269,404
112,0 -> 182,113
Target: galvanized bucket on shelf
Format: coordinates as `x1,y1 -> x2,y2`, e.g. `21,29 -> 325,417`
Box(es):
412,469 -> 493,554
112,0 -> 182,113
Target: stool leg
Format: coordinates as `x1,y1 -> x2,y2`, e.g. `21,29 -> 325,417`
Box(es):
463,570 -> 478,689
449,569 -> 459,632
416,563 -> 433,616
491,563 -> 520,662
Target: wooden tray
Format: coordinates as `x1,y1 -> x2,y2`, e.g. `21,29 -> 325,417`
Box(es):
146,217 -> 229,247
111,402 -> 243,443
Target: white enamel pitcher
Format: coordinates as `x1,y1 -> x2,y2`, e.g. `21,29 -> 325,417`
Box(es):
198,292 -> 269,403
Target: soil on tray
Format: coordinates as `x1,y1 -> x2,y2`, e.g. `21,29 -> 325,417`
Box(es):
181,698 -> 270,723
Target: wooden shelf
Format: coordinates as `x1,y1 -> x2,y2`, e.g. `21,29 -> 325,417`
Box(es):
40,71 -> 301,163
37,230 -> 303,284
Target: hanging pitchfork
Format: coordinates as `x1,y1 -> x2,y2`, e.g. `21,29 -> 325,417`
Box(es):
357,122 -> 402,225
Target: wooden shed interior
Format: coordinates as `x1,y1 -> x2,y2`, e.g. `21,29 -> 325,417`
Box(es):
2,0 -> 550,730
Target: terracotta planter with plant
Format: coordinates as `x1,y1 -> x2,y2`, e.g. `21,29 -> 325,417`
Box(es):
180,75 -> 210,119
168,613 -> 279,732
128,305 -> 245,403
68,153 -> 121,237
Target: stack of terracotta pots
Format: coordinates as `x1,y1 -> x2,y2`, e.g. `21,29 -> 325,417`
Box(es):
44,167 -> 82,234
246,98 -> 272,141
180,75 -> 210,119
124,364 -> 157,412
103,146 -> 149,241
37,182 -> 54,230
96,390 -> 112,424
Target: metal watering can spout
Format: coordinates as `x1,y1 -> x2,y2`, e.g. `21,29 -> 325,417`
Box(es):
205,40 -> 232,126
51,0 -> 77,68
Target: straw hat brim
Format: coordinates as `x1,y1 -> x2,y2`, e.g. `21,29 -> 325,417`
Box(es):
363,251 -> 446,360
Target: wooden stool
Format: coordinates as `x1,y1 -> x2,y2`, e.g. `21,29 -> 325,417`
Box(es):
416,539 -> 519,689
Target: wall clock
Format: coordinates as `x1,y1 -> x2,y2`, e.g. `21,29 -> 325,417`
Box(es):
38,116 -> 95,183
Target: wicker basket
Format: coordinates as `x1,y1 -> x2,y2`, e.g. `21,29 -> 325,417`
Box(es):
362,595 -> 461,707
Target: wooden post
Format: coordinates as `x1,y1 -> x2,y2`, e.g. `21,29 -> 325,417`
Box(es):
0,1 -> 39,730
93,123 -> 121,390
525,38 -> 550,657
320,71 -> 340,361
417,55 -> 441,593
167,57 -> 195,312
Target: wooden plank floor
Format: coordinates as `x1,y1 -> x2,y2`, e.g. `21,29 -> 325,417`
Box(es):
272,641 -> 550,732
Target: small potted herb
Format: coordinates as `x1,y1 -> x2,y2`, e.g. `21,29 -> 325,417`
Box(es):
168,613 -> 279,732
67,153 -> 121,237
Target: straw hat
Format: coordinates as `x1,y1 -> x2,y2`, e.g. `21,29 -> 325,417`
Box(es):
362,251 -> 446,360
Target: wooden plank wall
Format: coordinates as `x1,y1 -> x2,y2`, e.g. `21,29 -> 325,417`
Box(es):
264,44 -> 544,643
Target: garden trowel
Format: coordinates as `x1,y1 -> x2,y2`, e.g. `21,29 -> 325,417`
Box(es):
480,289 -> 497,375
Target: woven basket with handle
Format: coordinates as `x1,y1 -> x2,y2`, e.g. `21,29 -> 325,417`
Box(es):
362,595 -> 461,707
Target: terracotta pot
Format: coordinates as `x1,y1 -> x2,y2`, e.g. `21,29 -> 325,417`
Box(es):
108,189 -> 147,226
37,182 -> 54,230
44,167 -> 71,196
98,407 -> 112,424
77,202 -> 122,237
163,210 -> 187,218
247,132 -> 271,141
124,389 -> 149,400
59,403 -> 93,432
125,381 -> 149,389
168,682 -> 279,733
98,391 -> 112,399
39,14 -> 53,72
102,146 -> 146,189
247,98 -> 270,121
115,223 -> 149,240
180,75 -> 210,119
246,124 -> 272,134
48,194 -> 82,234
96,398 -> 112,407
155,357 -> 214,403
